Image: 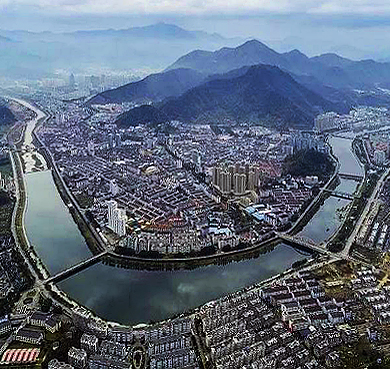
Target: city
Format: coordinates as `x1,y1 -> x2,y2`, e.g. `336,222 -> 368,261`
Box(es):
2,3 -> 390,369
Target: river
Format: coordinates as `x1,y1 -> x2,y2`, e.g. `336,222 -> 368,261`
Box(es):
24,170 -> 306,325
298,136 -> 364,244
19,104 -> 363,324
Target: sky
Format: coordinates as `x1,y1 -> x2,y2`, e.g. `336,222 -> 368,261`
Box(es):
2,0 -> 390,59
3,0 -> 390,16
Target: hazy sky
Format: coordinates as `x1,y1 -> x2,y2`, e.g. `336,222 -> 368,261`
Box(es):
2,0 -> 390,59
3,0 -> 390,15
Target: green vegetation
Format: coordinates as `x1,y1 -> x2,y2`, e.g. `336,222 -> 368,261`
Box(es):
339,336 -> 390,368
282,149 -> 335,180
292,258 -> 307,269
115,105 -> 168,128
0,157 -> 13,178
0,190 -> 15,237
75,193 -> 94,209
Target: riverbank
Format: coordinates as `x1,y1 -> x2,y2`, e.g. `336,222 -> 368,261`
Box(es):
10,149 -> 50,282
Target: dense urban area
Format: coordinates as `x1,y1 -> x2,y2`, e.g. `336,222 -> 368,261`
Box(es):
2,39 -> 390,369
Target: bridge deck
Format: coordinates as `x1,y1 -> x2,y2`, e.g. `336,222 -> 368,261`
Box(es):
278,234 -> 329,255
44,251 -> 108,284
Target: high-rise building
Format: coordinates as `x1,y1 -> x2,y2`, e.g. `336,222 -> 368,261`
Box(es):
233,173 -> 246,195
219,171 -> 232,194
107,200 -> 127,236
69,73 -> 75,88
212,167 -> 221,187
247,171 -> 256,191
68,347 -> 87,368
110,180 -> 119,196
108,134 -> 114,149
115,133 -> 121,148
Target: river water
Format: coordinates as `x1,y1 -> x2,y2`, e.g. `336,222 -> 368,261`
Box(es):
22,132 -> 362,325
24,171 -> 305,324
298,136 -> 363,244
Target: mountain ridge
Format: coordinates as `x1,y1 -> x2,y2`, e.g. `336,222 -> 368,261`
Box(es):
115,64 -> 344,129
167,39 -> 390,90
89,68 -> 206,105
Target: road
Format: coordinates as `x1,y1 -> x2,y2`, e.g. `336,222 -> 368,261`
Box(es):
341,167 -> 390,258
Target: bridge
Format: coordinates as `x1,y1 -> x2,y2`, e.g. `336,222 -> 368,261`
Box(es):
43,251 -> 109,285
277,233 -> 330,255
323,189 -> 358,201
339,173 -> 364,182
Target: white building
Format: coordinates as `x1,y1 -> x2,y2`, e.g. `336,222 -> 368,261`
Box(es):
305,176 -> 319,186
68,347 -> 87,368
110,180 -> 119,196
107,200 -> 127,237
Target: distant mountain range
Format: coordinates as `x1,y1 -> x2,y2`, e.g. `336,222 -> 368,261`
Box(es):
93,38 -> 390,130
115,64 -> 344,129
68,23 -> 226,42
0,23 -> 242,78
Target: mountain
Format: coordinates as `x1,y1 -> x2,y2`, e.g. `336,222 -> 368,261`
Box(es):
68,23 -> 227,42
116,64 -> 342,129
116,105 -> 168,128
89,68 -> 205,105
167,40 -> 285,75
0,24 -> 242,78
310,53 -> 353,69
167,39 -> 390,91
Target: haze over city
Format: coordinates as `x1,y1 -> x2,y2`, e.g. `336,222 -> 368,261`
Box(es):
2,0 -> 390,59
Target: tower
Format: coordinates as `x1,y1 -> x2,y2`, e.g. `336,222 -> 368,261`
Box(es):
115,133 -> 121,148
110,180 -> 119,196
108,133 -> 114,149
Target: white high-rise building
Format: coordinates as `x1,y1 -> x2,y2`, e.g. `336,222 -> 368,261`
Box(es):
107,200 -> 127,236
110,179 -> 119,196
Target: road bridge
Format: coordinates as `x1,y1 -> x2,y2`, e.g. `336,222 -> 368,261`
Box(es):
339,173 -> 364,181
323,189 -> 358,201
277,233 -> 329,255
43,251 -> 108,284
